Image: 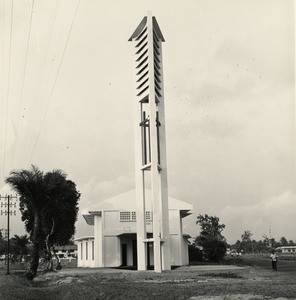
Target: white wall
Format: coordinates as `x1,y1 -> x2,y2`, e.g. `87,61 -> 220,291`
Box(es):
104,236 -> 120,267
169,234 -> 180,265
104,211 -> 137,235
77,208 -> 190,268
76,238 -> 95,268
168,210 -> 180,235
182,237 -> 189,265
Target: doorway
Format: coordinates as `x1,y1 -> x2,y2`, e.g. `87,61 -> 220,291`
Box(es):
121,244 -> 127,266
132,240 -> 137,267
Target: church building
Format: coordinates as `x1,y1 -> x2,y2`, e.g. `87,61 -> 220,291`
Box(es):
76,13 -> 194,272
76,189 -> 192,268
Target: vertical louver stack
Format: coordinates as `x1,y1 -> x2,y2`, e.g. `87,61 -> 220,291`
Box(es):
129,16 -> 165,104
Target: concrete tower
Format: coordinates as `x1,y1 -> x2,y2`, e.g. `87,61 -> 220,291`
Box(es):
129,13 -> 171,273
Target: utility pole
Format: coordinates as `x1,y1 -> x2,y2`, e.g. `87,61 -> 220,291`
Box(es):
250,228 -> 254,254
0,195 -> 17,275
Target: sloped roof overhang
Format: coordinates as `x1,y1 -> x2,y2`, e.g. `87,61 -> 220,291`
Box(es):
74,236 -> 94,242
180,209 -> 193,218
82,210 -> 101,225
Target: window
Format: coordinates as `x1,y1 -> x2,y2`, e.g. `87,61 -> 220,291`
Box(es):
92,241 -> 94,260
120,211 -> 136,221
145,211 -> 153,221
86,242 -> 88,260
120,211 -> 153,221
81,243 -> 83,260
120,212 -> 131,221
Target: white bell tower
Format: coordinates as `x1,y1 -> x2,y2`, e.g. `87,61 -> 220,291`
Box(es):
129,12 -> 171,273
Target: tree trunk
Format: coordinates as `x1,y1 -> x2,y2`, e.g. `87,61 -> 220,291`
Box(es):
26,211 -> 41,280
45,239 -> 53,271
52,246 -> 62,270
20,249 -> 23,263
45,238 -> 53,271
45,220 -> 55,271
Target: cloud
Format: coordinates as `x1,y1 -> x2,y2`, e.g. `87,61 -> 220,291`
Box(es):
79,174 -> 135,208
220,191 -> 296,243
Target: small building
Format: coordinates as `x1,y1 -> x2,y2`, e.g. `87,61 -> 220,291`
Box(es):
76,189 -> 193,268
53,245 -> 78,259
276,246 -> 296,254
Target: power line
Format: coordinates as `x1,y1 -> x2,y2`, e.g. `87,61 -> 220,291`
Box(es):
11,0 -> 35,168
0,0 -> 6,185
2,0 -> 14,181
18,0 -> 60,168
28,0 -> 81,164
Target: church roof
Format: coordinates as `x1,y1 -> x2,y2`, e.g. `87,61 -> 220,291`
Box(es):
82,189 -> 193,225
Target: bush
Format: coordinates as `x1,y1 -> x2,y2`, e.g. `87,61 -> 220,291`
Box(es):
201,239 -> 227,262
189,244 -> 203,262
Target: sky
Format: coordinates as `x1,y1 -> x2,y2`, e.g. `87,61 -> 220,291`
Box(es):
0,0 -> 295,244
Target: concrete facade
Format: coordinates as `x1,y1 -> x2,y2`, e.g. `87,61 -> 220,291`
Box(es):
76,189 -> 192,268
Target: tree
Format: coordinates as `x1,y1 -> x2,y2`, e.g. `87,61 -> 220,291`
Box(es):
262,234 -> 273,249
188,244 -> 203,262
0,231 -> 7,256
240,230 -> 254,253
6,166 -> 45,279
5,165 -> 80,280
195,214 -> 227,262
41,170 -> 80,270
279,237 -> 288,246
10,235 -> 29,263
241,230 -> 252,242
234,240 -> 241,251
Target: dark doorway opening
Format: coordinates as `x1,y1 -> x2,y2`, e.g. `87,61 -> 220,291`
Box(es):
132,240 -> 137,266
121,244 -> 127,266
146,242 -> 150,267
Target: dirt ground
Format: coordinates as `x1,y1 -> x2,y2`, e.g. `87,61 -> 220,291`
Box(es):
0,256 -> 295,300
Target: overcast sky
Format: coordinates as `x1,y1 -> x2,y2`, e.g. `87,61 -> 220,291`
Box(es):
0,0 -> 294,244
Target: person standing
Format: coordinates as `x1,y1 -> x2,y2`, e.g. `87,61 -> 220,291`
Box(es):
270,250 -> 278,271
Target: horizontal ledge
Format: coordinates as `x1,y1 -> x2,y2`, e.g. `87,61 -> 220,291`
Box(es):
143,238 -> 165,243
140,164 -> 162,171
141,163 -> 151,170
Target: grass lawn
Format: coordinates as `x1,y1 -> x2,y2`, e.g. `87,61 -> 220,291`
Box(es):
0,255 -> 296,300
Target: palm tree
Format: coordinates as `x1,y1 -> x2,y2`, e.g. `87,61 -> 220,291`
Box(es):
241,230 -> 252,242
6,165 -> 47,280
11,235 -> 29,263
6,165 -> 80,279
